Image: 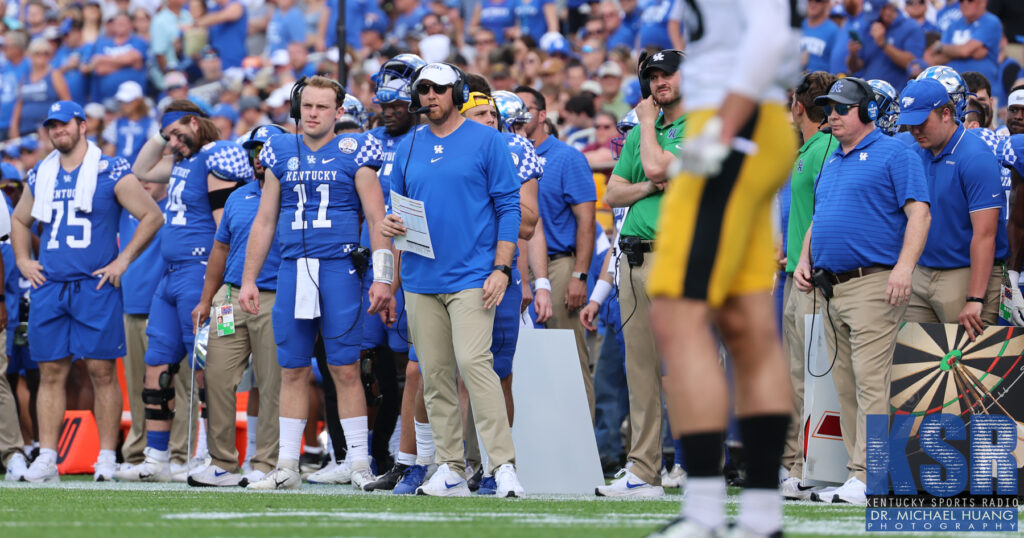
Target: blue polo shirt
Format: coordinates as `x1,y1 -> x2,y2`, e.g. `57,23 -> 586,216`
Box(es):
119,197 -> 168,315
534,135 -> 597,256
812,129 -> 930,273
942,12 -> 1002,89
802,18 -> 840,73
215,182 -> 281,290
830,12 -> 872,75
916,125 -> 1008,269
858,15 -> 925,92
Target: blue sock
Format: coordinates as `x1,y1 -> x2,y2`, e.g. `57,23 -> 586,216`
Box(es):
147,430 -> 170,452
673,438 -> 685,468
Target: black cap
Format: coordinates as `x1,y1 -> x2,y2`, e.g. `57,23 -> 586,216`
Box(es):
814,78 -> 870,106
641,50 -> 682,78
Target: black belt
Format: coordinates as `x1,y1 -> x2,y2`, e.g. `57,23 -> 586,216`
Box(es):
827,265 -> 893,285
618,236 -> 654,253
549,250 -> 576,261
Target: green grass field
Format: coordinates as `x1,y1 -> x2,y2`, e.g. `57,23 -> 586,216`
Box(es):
0,478 -> 1019,537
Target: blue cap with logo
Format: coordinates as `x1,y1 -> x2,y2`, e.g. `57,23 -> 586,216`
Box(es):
896,78 -> 951,126
0,162 -> 20,182
43,101 -> 86,127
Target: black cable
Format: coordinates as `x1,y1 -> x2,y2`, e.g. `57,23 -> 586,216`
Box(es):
612,250 -> 637,335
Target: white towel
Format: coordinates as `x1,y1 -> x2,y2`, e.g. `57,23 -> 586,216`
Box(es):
294,257 -> 321,320
31,141 -> 103,223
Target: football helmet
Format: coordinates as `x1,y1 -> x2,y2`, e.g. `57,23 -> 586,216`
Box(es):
915,65 -> 969,120
373,54 -> 428,104
492,90 -> 531,132
867,79 -> 900,136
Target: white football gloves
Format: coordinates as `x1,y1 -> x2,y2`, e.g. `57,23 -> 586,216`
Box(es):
1004,270 -> 1024,327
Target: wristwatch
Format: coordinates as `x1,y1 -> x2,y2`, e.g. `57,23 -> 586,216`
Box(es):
493,265 -> 512,279
572,271 -> 588,283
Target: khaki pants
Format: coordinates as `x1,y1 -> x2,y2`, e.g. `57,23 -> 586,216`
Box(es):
781,277 -> 818,478
0,330 -> 24,464
905,265 -> 1003,325
617,254 -> 663,485
823,270 -> 906,482
1006,44 -> 1024,72
547,255 -> 594,420
205,285 -> 280,473
406,289 -> 515,475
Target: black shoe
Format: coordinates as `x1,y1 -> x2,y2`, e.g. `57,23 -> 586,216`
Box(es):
362,463 -> 409,491
600,456 -> 622,478
299,451 -> 326,473
467,467 -> 483,492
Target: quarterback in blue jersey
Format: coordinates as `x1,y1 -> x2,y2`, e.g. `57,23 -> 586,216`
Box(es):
241,76 -> 392,491
11,101 -> 163,483
115,100 -> 254,482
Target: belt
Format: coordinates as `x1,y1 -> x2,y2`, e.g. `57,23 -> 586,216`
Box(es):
618,237 -> 654,253
828,265 -> 893,285
549,250 -> 576,261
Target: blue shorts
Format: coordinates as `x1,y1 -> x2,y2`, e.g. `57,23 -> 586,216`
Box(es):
274,257 -> 364,369
361,273 -> 410,353
407,267 -> 522,379
145,262 -> 206,367
28,279 -> 125,362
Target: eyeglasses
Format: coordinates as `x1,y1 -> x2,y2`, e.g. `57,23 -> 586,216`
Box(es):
823,103 -> 859,116
416,83 -> 451,95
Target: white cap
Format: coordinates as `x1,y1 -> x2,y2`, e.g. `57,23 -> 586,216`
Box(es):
84,102 -> 106,119
266,84 -> 294,108
115,80 -> 144,103
419,34 -> 451,64
270,49 -> 290,67
326,47 -> 340,63
164,70 -> 187,89
413,63 -> 460,88
596,61 -> 622,78
1009,89 -> 1024,108
581,80 -> 602,96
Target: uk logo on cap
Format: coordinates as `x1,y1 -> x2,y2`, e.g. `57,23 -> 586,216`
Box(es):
51,103 -> 60,112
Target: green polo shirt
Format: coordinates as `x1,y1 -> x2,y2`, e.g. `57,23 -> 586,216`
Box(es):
786,130 -> 837,273
612,112 -> 686,240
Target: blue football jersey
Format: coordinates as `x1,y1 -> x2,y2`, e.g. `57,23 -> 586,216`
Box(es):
162,140 -> 253,263
27,156 -> 131,281
260,132 -> 383,260
361,126 -> 412,249
504,132 -> 543,184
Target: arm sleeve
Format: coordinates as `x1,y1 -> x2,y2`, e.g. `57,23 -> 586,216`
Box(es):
729,0 -> 799,100
562,149 -> 598,205
214,195 -> 234,244
486,132 -> 521,244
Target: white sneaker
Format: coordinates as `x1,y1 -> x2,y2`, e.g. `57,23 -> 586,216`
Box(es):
780,476 -> 820,500
662,464 -> 687,489
187,464 -> 242,487
648,516 -> 725,538
415,463 -> 470,497
169,462 -> 189,483
93,457 -> 117,482
22,457 -> 59,483
306,460 -> 352,484
349,462 -> 374,490
239,469 -> 265,488
494,463 -> 525,498
246,465 -> 301,490
831,476 -> 866,505
4,453 -> 28,481
596,469 -> 665,497
114,448 -> 170,482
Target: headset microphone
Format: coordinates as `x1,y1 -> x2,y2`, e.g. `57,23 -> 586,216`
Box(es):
412,106 -> 431,114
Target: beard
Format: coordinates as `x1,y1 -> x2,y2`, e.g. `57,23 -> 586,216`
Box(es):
653,88 -> 680,108
175,131 -> 200,158
52,128 -> 81,154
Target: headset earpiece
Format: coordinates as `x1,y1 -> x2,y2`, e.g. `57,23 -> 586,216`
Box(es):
848,77 -> 878,124
407,64 -> 468,111
290,76 -> 347,121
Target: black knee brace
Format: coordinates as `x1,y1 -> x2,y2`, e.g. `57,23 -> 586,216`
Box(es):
142,387 -> 175,420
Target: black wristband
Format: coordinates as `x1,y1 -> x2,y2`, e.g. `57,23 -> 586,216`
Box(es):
966,296 -> 985,304
493,265 -> 512,280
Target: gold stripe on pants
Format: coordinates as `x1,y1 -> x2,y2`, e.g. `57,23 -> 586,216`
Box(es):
0,330 -> 24,464
617,254 -> 663,485
547,255 -> 594,420
204,285 -> 281,473
406,289 -> 515,475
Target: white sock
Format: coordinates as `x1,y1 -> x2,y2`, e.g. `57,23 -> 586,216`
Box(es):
682,476 -> 727,530
397,451 -> 416,466
149,448 -> 170,463
738,488 -> 784,534
24,445 -> 32,454
245,416 -> 258,460
97,449 -> 116,463
389,415 -> 402,459
32,441 -> 39,450
195,418 -> 208,457
38,448 -> 57,465
304,444 -> 323,455
279,417 -> 307,463
414,420 -> 435,466
340,416 -> 369,465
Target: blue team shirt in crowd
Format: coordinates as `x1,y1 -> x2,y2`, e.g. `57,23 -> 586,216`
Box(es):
260,131 -> 382,260
267,5 -> 307,53
802,18 -> 840,73
52,43 -> 92,103
812,129 -> 930,273
112,116 -> 155,165
27,156 -> 132,281
17,70 -> 60,136
393,6 -> 429,46
90,35 -> 147,100
0,59 -> 28,131
830,12 -> 872,75
858,15 -> 925,91
119,197 -> 167,314
638,0 -> 673,50
916,125 -> 1009,268
943,12 -> 1002,91
480,0 -> 516,45
936,3 -> 963,32
163,140 -> 253,263
216,181 -> 281,290
516,0 -> 554,42
388,121 -> 521,294
208,0 -> 248,69
534,135 -> 597,255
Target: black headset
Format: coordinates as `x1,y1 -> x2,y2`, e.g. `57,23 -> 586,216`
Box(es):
290,76 -> 347,121
637,49 -> 685,99
408,63 -> 470,112
845,77 -> 880,125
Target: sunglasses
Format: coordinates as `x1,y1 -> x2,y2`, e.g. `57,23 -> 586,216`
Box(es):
248,144 -> 262,160
823,103 -> 859,116
416,83 -> 451,95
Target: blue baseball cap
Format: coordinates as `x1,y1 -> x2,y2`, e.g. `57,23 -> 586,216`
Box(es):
242,124 -> 287,150
43,101 -> 86,127
623,78 -> 642,107
20,137 -> 38,152
210,103 -> 239,125
0,162 -> 20,182
3,145 -> 19,159
539,32 -> 571,57
362,13 -> 387,36
896,78 -> 950,126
